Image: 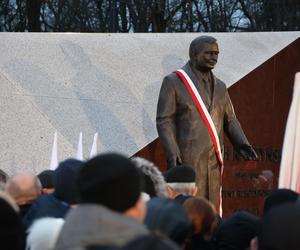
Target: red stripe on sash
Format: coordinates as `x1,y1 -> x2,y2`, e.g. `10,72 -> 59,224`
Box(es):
176,70 -> 223,166
175,69 -> 224,216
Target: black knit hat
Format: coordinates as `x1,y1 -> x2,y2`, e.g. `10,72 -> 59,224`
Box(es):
215,211 -> 259,250
164,165 -> 195,183
37,170 -> 55,189
53,159 -> 83,205
258,203 -> 300,250
145,197 -> 191,245
263,188 -> 299,215
78,153 -> 142,212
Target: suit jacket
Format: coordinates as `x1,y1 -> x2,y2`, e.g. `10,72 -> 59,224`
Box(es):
156,61 -> 251,170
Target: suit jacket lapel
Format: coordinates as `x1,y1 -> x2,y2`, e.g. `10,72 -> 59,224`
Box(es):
182,62 -> 212,111
210,72 -> 217,112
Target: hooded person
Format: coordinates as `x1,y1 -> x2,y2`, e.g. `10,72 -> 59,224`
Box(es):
144,196 -> 191,246
23,159 -> 83,229
54,153 -> 149,250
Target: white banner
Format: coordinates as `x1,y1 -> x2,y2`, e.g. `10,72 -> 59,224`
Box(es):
279,72 -> 300,193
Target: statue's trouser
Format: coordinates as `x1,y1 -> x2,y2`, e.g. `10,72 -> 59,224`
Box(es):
191,152 -> 221,212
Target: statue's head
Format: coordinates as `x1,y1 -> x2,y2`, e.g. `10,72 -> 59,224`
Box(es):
189,36 -> 219,71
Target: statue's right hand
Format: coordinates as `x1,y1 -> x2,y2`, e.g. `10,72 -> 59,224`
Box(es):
168,155 -> 182,168
176,155 -> 182,165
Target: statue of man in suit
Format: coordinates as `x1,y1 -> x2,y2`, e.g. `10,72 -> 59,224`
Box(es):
156,35 -> 257,210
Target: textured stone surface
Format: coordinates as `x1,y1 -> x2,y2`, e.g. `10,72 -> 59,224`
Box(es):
0,32 -> 299,175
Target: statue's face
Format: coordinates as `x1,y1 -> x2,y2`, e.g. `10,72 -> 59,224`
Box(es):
193,42 -> 219,71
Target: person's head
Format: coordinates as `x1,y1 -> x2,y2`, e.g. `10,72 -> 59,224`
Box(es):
78,153 -> 145,221
5,173 -> 41,206
215,211 -> 259,250
53,159 -> 83,205
263,188 -> 299,215
183,197 -> 217,239
26,217 -> 65,250
0,192 -> 24,250
144,197 -> 191,246
131,157 -> 167,198
37,170 -> 55,195
164,165 -> 197,199
256,203 -> 300,250
189,36 -> 219,72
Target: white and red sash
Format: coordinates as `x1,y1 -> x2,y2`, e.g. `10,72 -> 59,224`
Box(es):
175,69 -> 224,216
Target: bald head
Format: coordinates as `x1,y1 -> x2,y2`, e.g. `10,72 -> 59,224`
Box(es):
5,173 -> 41,205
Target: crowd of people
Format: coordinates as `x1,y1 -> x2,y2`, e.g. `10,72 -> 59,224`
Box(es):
0,152 -> 299,250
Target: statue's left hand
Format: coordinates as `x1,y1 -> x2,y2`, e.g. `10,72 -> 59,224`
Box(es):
238,145 -> 258,161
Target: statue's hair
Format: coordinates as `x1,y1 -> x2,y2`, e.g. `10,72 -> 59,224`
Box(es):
189,35 -> 217,60
131,157 -> 168,197
168,182 -> 196,196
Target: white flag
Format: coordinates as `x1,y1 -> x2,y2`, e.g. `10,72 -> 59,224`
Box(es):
76,132 -> 83,160
50,132 -> 58,170
279,72 -> 300,193
89,133 -> 98,158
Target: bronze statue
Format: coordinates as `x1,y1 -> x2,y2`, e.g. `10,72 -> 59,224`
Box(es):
156,36 -> 257,210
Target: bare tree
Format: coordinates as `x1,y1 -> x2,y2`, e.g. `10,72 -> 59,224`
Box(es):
0,0 -> 299,32
27,0 -> 41,31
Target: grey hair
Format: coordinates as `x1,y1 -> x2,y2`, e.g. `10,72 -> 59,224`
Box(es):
167,182 -> 196,196
131,157 -> 168,197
